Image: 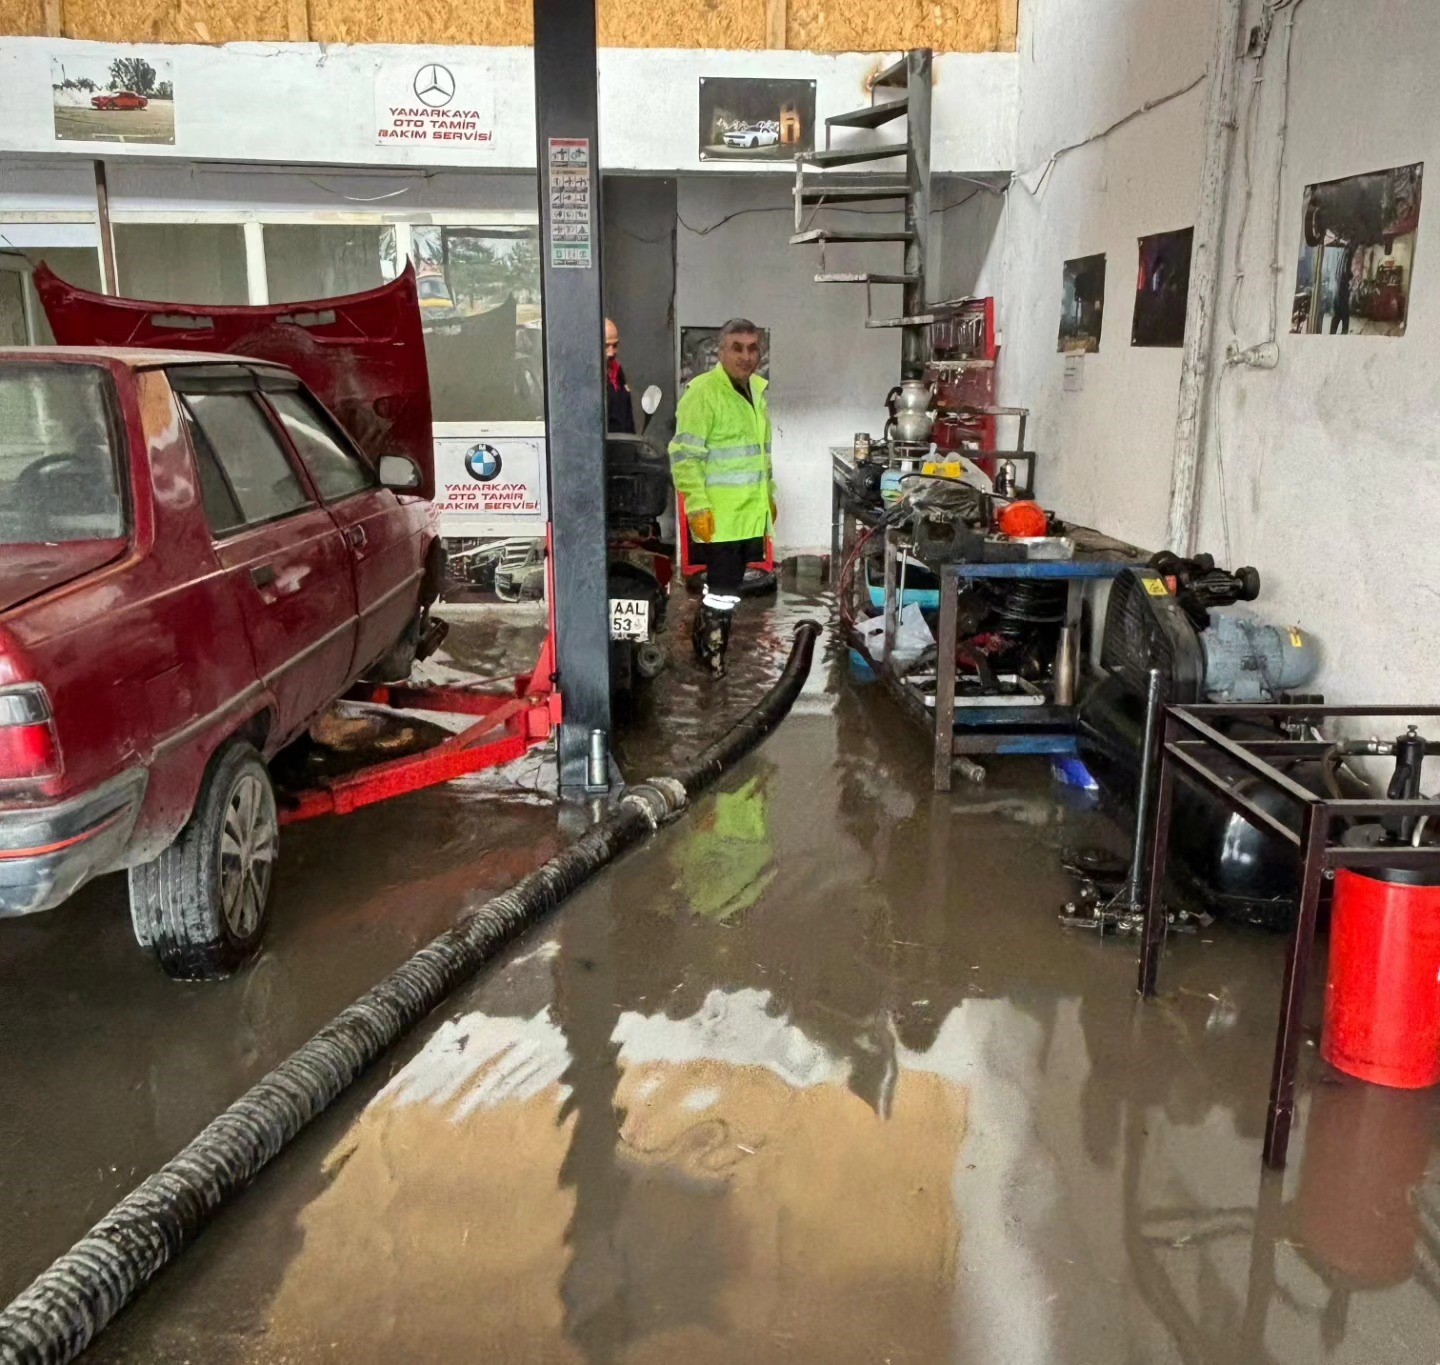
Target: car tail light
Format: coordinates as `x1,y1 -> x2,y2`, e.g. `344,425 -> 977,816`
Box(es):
0,685 -> 62,784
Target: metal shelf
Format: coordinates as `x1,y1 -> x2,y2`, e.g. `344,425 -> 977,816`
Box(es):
827,97 -> 909,130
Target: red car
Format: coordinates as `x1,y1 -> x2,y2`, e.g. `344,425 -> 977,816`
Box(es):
90,90 -> 148,111
0,268 -> 442,978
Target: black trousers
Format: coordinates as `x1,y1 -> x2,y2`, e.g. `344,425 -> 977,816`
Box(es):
693,536 -> 765,597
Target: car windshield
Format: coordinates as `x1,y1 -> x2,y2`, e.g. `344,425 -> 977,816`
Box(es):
0,365 -> 124,545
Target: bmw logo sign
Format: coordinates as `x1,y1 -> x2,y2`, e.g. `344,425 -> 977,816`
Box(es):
465,443 -> 503,481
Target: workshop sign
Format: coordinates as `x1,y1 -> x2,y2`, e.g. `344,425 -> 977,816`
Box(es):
374,60 -> 496,148
547,138 -> 593,268
434,435 -> 547,534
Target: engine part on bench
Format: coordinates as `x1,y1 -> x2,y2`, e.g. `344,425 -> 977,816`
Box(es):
983,578 -> 1067,627
1083,565 -> 1340,928
1201,609 -> 1320,703
1098,568 -> 1207,705
1150,550 -> 1261,629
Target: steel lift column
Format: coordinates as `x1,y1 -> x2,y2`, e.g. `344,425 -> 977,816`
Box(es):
533,0 -> 612,793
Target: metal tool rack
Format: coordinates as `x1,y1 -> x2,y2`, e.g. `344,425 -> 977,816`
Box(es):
920,549 -> 1142,790
832,453 -> 1143,789
1137,702 -> 1440,1171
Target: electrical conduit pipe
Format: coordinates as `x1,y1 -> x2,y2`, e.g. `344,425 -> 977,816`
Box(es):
0,619 -> 823,1365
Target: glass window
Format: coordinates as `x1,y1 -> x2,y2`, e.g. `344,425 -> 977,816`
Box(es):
0,365 -> 123,544
410,226 -> 543,422
179,404 -> 245,536
263,225 -> 386,305
113,225 -> 248,305
181,391 -> 311,531
267,389 -> 376,502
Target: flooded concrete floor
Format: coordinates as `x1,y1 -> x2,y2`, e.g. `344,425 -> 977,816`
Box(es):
6,574 -> 1440,1363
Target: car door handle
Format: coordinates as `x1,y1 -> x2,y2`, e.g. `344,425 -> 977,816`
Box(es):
251,564 -> 277,590
345,525 -> 368,551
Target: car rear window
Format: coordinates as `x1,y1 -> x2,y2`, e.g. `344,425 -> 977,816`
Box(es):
0,365 -> 123,545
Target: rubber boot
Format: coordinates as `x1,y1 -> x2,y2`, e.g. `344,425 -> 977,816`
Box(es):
691,602 -> 733,678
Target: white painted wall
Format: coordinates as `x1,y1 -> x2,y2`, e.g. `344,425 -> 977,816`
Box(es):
941,0 -> 1439,704
675,175 -> 901,553
0,38 -> 1016,176
984,0 -> 1215,552
1193,0 -> 1440,704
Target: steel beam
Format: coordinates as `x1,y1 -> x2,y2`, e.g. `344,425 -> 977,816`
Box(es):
533,0 -> 612,792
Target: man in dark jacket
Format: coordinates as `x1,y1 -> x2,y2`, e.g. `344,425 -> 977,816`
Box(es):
605,317 -> 634,433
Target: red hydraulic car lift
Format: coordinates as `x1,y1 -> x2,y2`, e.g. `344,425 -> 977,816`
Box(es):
278,636 -> 562,826
279,541 -> 564,827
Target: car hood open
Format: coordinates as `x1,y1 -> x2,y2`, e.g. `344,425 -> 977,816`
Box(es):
33,264 -> 435,500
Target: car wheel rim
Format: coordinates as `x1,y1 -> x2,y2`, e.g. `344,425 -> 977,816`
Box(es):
218,772 -> 276,940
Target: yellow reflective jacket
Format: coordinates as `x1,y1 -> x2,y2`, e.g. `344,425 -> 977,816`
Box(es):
668,365 -> 773,542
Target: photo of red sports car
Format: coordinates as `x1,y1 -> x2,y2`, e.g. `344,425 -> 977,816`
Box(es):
89,90 -> 148,111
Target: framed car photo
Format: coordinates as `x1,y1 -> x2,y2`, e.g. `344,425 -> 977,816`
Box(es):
698,77 -> 815,162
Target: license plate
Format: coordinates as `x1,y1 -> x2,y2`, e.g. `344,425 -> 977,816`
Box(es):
609,598 -> 650,641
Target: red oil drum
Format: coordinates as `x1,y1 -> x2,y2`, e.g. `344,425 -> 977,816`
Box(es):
1322,867 -> 1440,1088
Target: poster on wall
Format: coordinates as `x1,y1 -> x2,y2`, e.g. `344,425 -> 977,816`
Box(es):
1131,227 -> 1193,348
373,60 -> 496,148
680,325 -> 771,387
433,435 -> 547,535
698,78 -> 815,162
1058,254 -> 1106,354
1291,163 -> 1423,337
51,54 -> 175,145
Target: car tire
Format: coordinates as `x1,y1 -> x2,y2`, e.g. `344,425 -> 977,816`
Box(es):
128,742 -> 278,981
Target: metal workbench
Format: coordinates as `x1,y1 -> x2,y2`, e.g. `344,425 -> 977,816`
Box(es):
832,451 -> 1145,789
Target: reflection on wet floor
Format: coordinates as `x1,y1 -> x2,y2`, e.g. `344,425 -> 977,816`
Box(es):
8,577 -> 1440,1363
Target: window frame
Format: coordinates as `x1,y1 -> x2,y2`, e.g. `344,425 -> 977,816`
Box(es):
169,365 -> 321,540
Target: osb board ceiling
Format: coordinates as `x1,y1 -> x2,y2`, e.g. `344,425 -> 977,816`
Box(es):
788,0 -> 1004,52
307,0 -> 534,45
2,0 -> 1015,50
11,0 -> 296,41
0,0 -> 50,34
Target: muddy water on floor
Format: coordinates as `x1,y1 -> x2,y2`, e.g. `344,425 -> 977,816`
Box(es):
0,584 -> 825,1308
81,585 -> 1440,1365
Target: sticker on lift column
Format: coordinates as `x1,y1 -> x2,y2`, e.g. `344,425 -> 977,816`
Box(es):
547,137 -> 592,269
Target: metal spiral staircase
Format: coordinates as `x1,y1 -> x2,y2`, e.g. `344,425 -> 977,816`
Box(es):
790,49 -> 933,378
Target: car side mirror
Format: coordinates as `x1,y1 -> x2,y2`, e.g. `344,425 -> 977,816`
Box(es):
378,454 -> 422,491
640,385 -> 662,416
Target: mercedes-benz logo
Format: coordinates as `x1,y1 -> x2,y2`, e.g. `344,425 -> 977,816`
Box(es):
413,63 -> 456,109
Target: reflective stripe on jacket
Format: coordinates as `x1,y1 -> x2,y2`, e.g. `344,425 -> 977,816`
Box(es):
668,364 -> 773,542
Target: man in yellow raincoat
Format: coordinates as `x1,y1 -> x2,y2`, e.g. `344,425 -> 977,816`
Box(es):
668,319 -> 777,675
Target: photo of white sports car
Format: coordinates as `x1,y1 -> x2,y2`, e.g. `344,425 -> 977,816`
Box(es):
722,125 -> 780,149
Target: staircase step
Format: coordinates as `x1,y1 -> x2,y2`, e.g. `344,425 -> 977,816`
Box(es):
873,57 -> 908,89
796,182 -> 909,205
865,313 -> 936,329
790,228 -> 915,246
814,272 -> 918,285
827,96 -> 909,130
804,143 -> 909,169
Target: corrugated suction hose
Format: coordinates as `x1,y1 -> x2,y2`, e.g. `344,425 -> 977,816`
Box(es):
0,619 -> 823,1365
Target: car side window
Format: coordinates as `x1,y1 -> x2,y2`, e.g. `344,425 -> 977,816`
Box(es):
181,392 -> 313,532
267,390 -> 377,503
